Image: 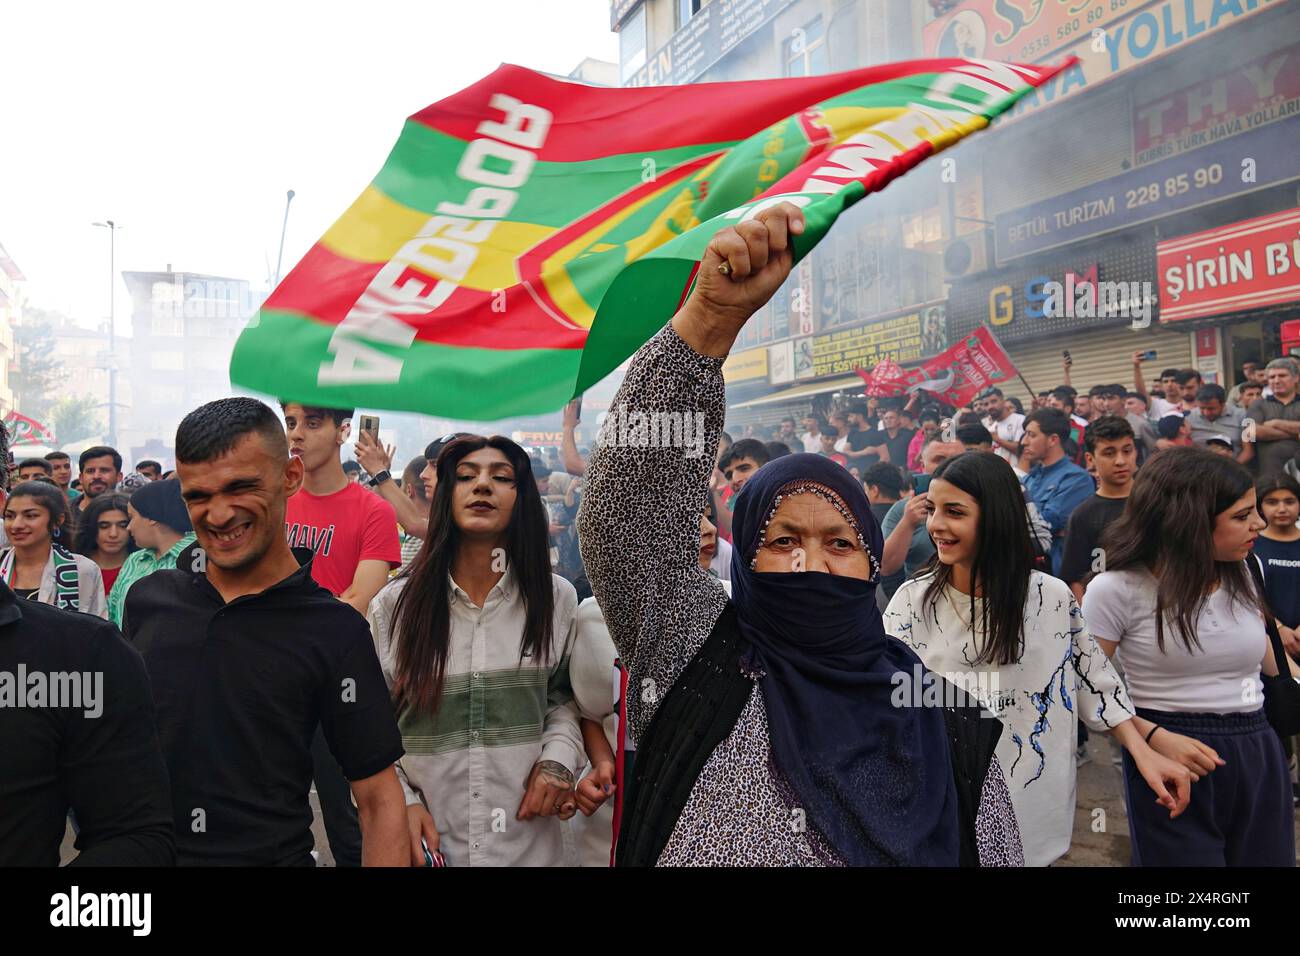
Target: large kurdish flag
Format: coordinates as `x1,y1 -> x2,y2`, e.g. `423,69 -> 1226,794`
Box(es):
230,58 -> 1070,420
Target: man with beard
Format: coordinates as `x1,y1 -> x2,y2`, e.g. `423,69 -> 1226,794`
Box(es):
69,446 -> 123,534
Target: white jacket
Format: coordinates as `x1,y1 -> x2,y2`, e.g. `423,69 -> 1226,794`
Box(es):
1,546 -> 108,620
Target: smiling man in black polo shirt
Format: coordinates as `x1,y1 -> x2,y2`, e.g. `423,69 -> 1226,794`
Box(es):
123,397 -> 408,866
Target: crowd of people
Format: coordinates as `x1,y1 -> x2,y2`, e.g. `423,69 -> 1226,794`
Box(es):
2,202 -> 1297,867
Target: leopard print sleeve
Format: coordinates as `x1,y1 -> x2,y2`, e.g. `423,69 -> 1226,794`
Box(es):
577,322 -> 730,739
975,755 -> 1025,866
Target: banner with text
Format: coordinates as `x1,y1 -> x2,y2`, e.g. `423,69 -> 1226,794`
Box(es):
1158,207 -> 1300,321
855,326 -> 1018,407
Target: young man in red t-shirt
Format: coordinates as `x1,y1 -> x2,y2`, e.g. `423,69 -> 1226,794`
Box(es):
281,403 -> 400,614
281,401 -> 401,867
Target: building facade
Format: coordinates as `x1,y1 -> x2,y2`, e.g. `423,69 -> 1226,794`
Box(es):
609,0 -> 1300,428
120,269 -> 264,459
46,317 -> 131,427
612,0 -> 953,429
0,242 -> 23,415
940,0 -> 1298,403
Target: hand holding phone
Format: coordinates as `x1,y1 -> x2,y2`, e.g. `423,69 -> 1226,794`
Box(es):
358,414 -> 380,442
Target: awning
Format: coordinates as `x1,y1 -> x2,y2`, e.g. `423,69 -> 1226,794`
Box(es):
729,374 -> 864,409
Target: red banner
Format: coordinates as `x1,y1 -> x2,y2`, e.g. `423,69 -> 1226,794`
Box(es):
1158,208 -> 1300,322
856,326 -> 1018,407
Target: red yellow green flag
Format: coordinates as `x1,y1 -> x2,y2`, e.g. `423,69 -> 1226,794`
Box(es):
230,58 -> 1070,419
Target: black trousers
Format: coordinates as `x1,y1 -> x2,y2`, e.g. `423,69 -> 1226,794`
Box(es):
1123,707 -> 1294,867
310,726 -> 362,867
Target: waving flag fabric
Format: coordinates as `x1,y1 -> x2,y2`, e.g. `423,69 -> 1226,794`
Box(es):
230,58 -> 1070,420
4,411 -> 55,446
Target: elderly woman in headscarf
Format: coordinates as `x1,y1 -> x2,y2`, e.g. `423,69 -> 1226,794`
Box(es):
578,203 -> 1022,866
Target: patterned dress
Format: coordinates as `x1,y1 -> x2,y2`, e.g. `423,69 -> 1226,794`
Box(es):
578,324 -> 1023,866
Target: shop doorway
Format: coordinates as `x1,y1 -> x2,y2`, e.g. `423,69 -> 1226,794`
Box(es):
1224,318 -> 1284,389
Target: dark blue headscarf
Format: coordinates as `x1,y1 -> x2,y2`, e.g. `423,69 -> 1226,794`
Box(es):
729,453 -> 959,865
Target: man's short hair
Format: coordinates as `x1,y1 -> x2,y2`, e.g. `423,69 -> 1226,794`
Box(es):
1026,408 -> 1071,443
17,457 -> 52,475
862,462 -> 904,499
820,425 -> 839,440
401,455 -> 429,499
918,407 -> 941,425
719,438 -> 771,472
342,460 -> 362,475
78,445 -> 122,473
1266,357 -> 1300,377
136,459 -> 162,474
44,451 -> 70,463
955,423 -> 993,447
1196,384 -> 1226,404
1049,386 -> 1076,406
1084,415 -> 1135,454
278,401 -> 354,427
1125,391 -> 1148,407
1174,368 -> 1202,386
1097,383 -> 1125,399
1087,384 -> 1107,398
1159,367 -> 1181,380
176,398 -> 288,464
1157,414 -> 1187,440
764,441 -> 792,461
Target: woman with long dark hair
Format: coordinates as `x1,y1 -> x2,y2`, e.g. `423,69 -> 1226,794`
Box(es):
74,493 -> 136,595
1,480 -> 106,617
883,451 -> 1190,866
1083,448 -> 1297,865
367,435 -> 582,867
581,204 -> 1024,866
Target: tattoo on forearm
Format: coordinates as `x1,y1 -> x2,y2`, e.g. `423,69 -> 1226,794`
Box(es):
536,760 -> 574,788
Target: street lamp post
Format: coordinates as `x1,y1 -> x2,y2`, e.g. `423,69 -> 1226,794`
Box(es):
274,190 -> 295,288
92,220 -> 120,448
